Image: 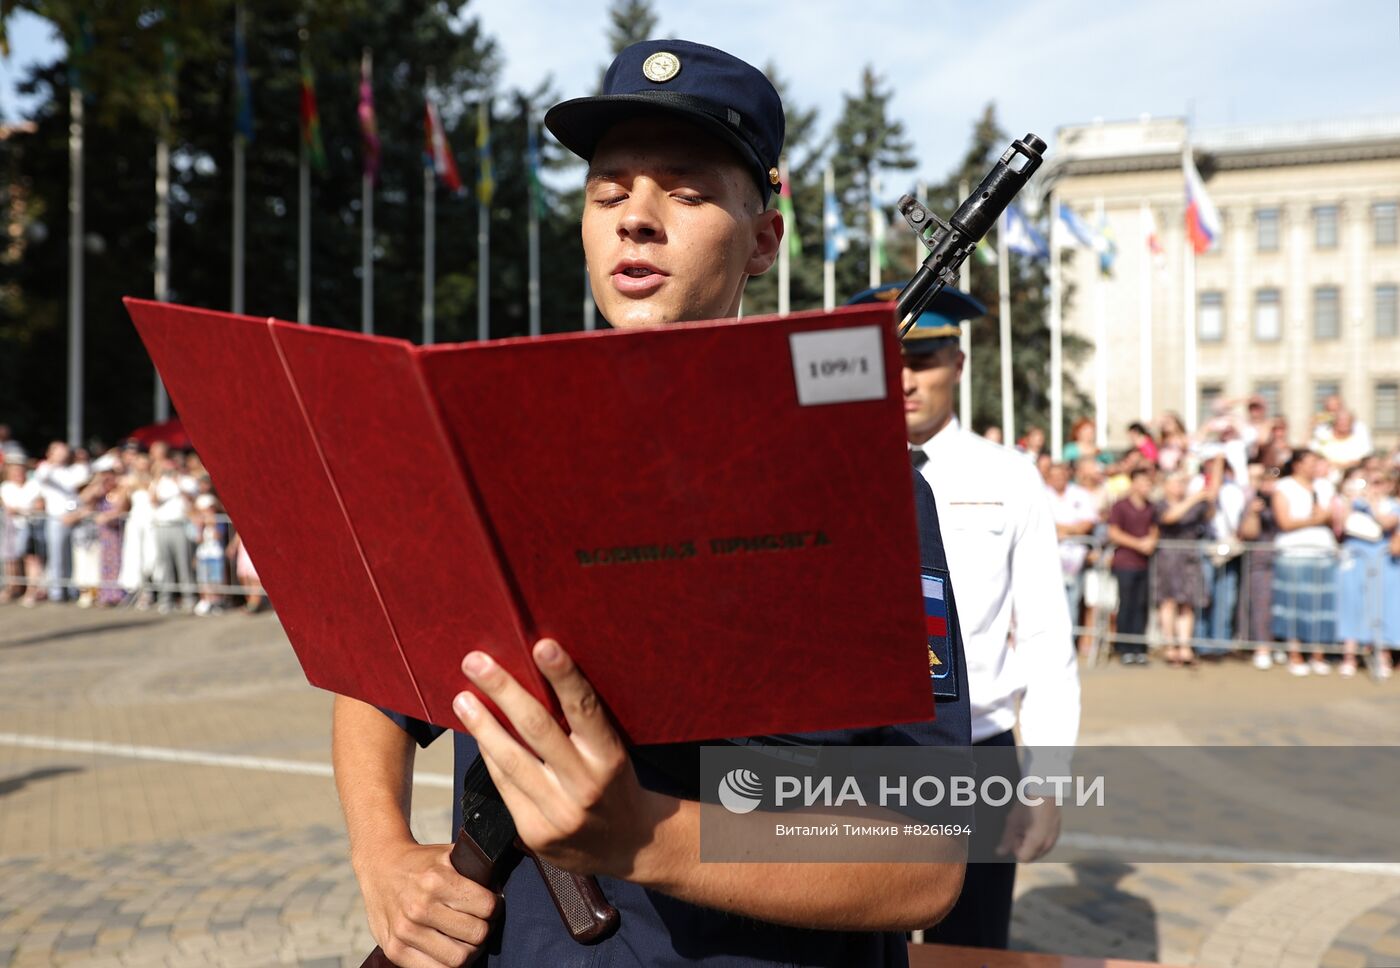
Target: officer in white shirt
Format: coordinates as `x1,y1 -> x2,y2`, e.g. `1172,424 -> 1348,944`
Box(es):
849,283 -> 1081,950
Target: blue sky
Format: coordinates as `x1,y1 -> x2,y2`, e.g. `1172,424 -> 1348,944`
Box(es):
4,0 -> 1398,184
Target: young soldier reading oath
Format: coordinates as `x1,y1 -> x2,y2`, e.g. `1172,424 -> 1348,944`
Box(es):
332,39 -> 973,968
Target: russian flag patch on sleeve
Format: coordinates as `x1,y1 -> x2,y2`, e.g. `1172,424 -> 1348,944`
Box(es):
922,569 -> 957,699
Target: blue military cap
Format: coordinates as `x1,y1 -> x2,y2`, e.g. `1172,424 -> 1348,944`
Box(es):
544,39 -> 785,204
846,281 -> 986,352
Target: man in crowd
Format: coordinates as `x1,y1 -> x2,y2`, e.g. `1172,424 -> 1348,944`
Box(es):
332,40 -> 971,967
33,441 -> 90,602
1046,461 -> 1099,632
855,281 -> 1079,950
1107,467 -> 1158,664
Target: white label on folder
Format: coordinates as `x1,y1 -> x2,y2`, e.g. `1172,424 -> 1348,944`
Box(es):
789,325 -> 886,406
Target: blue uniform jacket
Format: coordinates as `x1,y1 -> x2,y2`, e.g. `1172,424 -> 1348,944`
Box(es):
382,469 -> 970,966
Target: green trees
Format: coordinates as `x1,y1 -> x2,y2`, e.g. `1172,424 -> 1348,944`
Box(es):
0,3 -> 1086,449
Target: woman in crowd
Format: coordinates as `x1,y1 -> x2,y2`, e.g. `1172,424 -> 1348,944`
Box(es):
1334,467 -> 1398,677
1063,418 -> 1109,466
1156,412 -> 1191,474
1241,463 -> 1282,669
1271,449 -> 1339,676
1154,470 -> 1216,666
1,456 -> 44,604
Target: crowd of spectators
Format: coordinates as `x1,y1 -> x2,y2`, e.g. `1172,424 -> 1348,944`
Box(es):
998,395 -> 1400,678
0,425 -> 264,615
8,399 -> 1400,681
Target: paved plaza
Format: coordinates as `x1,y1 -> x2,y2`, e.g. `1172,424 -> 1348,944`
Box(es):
1,604 -> 1398,967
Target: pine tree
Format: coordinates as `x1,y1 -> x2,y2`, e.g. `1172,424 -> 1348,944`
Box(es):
0,1 -> 534,446
605,0 -> 659,55
741,64 -> 826,317
829,65 -> 915,300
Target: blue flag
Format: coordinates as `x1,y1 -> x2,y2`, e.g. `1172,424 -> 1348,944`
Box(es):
1004,204 -> 1048,260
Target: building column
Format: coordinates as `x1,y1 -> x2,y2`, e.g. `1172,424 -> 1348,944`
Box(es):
1344,196 -> 1370,429
1285,203 -> 1311,432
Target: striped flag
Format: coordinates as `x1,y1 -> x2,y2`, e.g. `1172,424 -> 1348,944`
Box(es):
1056,203 -> 1099,249
1184,151 -> 1222,254
823,175 -> 848,262
476,99 -> 494,206
233,9 -> 253,142
526,112 -> 547,218
299,48 -> 326,172
358,49 -> 379,182
1003,204 -> 1048,260
424,95 -> 462,193
1144,205 -> 1165,266
776,158 -> 799,258
1097,216 -> 1117,277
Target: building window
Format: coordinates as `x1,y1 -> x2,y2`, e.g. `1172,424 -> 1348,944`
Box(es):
1198,291 -> 1225,342
1256,208 -> 1280,252
1254,288 -> 1281,341
1377,382 -> 1400,432
1253,381 -> 1281,417
1376,202 -> 1398,247
1313,286 -> 1341,340
1313,205 -> 1339,249
1314,380 -> 1341,419
1378,285 -> 1398,338
1200,384 -> 1223,419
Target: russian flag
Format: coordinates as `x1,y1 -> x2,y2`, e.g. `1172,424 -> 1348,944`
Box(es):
922,574 -> 947,639
1183,151 -> 1222,254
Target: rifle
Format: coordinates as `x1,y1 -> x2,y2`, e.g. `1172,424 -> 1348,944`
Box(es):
894,133 -> 1046,340
361,756 -> 619,967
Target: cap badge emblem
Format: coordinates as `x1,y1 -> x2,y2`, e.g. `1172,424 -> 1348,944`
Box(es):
642,51 -> 681,83
768,166 -> 781,187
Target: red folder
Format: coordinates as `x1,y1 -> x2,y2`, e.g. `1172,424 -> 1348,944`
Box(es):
124,298 -> 934,745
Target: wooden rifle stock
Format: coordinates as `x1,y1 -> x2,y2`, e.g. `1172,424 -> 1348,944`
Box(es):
360,758 -> 619,966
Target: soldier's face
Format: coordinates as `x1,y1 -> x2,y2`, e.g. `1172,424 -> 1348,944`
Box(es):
582,117 -> 781,328
902,345 -> 964,443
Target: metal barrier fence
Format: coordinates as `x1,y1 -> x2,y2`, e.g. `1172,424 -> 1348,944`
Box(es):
0,510 -> 257,604
6,512 -> 1399,664
1064,534 -> 1400,665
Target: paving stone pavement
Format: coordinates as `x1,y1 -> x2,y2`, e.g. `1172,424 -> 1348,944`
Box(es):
2,603 -> 1399,966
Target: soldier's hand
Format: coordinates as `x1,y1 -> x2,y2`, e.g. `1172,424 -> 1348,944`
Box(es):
355,840 -> 498,968
996,800 -> 1061,863
453,639 -> 670,879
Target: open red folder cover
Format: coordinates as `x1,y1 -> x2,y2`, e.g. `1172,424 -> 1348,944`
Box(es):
124,298 -> 934,744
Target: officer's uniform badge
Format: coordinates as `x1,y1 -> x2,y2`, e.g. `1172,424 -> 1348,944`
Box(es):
922,570 -> 957,698
642,52 -> 681,83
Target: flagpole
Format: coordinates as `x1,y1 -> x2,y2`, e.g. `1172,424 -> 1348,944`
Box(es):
777,219 -> 790,315
67,85 -> 84,448
823,164 -> 835,311
361,174 -> 373,334
955,179 -> 971,430
297,137 -> 310,324
477,99 -> 490,342
583,271 -> 596,329
1093,196 -> 1107,449
1138,201 -> 1153,422
868,171 -> 880,289
1049,191 -> 1064,459
998,210 -> 1014,445
360,50 -> 374,335
232,136 -> 245,313
154,133 -> 171,422
527,111 -> 541,338
1182,145 -> 1198,431
231,4 -> 247,316
777,157 -> 791,316
423,165 -> 435,345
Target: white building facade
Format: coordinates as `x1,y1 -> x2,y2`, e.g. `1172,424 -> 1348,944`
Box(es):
1053,116 -> 1400,451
